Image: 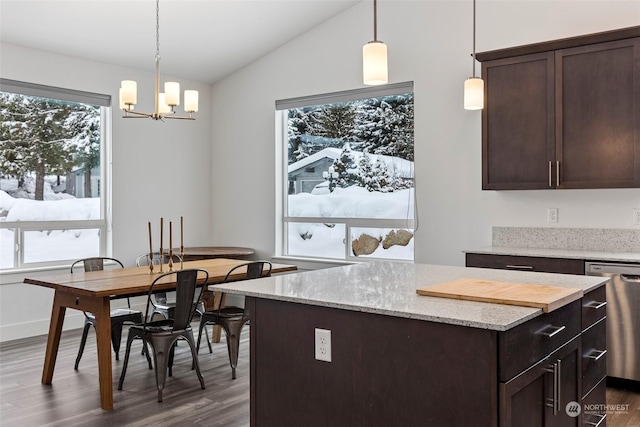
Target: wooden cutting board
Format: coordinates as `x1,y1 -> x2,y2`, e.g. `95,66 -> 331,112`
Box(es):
416,278 -> 582,313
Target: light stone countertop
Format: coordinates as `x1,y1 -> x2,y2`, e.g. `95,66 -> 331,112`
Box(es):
213,262 -> 609,331
464,246 -> 640,263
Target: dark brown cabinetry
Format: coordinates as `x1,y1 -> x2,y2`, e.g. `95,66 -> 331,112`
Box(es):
466,253 -> 585,275
467,253 -> 608,426
478,27 -> 640,190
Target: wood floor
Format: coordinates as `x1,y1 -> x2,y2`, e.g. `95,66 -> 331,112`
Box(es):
1,324 -> 639,426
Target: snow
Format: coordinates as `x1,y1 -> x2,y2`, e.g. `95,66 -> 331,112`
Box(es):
0,180 -> 100,269
287,185 -> 414,260
0,178 -> 414,269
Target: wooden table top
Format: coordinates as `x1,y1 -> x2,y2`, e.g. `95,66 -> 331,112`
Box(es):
24,259 -> 297,298
167,246 -> 255,258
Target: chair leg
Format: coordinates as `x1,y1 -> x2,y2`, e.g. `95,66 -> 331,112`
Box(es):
111,322 -> 124,361
183,331 -> 205,390
152,337 -> 175,403
74,321 -> 92,370
142,341 -> 153,369
220,318 -> 248,380
118,329 -> 140,390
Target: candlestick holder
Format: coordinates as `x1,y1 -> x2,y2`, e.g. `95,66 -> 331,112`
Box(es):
180,245 -> 184,269
148,251 -> 155,274
158,246 -> 164,273
168,249 -> 174,272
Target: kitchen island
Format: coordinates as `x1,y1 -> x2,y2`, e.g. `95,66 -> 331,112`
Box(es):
215,262 -> 609,426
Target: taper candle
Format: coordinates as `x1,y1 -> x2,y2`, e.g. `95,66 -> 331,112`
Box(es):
148,221 -> 153,255
180,216 -> 184,249
160,217 -> 163,252
169,221 -> 173,255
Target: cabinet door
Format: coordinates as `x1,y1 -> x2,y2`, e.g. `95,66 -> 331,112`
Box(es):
482,52 -> 555,190
556,38 -> 640,188
500,337 -> 580,427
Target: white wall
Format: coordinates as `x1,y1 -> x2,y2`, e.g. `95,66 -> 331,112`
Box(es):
210,0 -> 640,266
1,0 -> 639,342
0,43 -> 213,341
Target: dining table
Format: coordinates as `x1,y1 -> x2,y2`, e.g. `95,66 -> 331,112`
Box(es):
23,258 -> 298,410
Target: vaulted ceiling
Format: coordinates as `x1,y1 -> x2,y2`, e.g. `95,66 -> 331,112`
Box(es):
0,0 -> 360,84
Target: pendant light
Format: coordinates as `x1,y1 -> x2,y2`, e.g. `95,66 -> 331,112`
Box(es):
119,0 -> 198,120
363,0 -> 388,85
464,0 -> 484,110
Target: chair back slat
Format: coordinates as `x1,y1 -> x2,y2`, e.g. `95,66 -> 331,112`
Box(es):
71,257 -> 124,273
223,261 -> 272,282
145,268 -> 208,331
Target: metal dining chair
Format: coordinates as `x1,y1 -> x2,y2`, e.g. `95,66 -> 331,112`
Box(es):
196,261 -> 272,379
70,257 -> 150,369
118,268 -> 208,402
136,252 -> 210,345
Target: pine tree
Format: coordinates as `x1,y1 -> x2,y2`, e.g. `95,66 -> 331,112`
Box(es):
331,143 -> 358,188
0,92 -> 95,200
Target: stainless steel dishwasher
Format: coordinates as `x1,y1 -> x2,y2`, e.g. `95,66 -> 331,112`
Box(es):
586,261 -> 640,382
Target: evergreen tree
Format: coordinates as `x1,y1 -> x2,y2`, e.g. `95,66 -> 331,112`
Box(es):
288,108 -> 311,163
308,103 -> 355,142
0,92 -> 94,200
331,143 -> 358,188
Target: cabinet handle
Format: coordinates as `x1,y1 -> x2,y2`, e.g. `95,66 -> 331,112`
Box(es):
548,161 -> 553,187
538,325 -> 566,338
556,160 -> 560,186
555,359 -> 561,414
586,349 -> 607,361
544,360 -> 561,415
585,301 -> 607,310
505,264 -> 534,270
586,414 -> 607,427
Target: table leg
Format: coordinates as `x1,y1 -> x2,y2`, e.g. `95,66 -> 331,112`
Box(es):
93,297 -> 113,410
42,291 -> 66,384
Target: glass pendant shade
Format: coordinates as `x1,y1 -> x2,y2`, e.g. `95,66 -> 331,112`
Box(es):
464,77 -> 484,110
363,41 -> 388,86
120,80 -> 137,106
184,90 -> 199,113
164,82 -> 180,106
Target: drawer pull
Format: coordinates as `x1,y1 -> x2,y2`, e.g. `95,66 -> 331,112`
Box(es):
538,325 -> 566,338
505,264 -> 534,270
544,359 -> 561,415
586,349 -> 607,361
585,301 -> 607,310
586,413 -> 606,427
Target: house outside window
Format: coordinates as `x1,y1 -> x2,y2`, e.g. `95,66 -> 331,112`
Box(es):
277,82 -> 415,262
0,79 -> 111,271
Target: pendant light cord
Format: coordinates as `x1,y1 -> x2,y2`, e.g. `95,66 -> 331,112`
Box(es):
155,0 -> 161,62
472,0 -> 476,78
373,0 -> 378,41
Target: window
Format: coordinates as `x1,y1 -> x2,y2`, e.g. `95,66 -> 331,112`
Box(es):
277,82 -> 415,261
0,79 -> 111,271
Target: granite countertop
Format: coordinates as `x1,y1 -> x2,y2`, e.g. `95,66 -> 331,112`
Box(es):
213,262 -> 608,332
464,246 -> 640,263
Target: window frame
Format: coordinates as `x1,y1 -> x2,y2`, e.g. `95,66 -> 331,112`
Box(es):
276,82 -> 415,262
0,79 -> 112,272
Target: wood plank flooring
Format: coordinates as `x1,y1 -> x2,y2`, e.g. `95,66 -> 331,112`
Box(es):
0,324 -> 250,426
1,324 -> 639,426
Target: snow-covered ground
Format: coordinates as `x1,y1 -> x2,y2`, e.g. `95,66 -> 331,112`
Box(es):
0,178 -> 413,269
0,178 -> 100,269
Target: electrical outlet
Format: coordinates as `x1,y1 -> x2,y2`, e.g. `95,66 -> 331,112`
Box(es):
314,328 -> 332,362
547,208 -> 558,223
633,209 -> 640,225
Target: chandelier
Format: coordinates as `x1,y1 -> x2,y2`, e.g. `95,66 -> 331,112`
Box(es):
119,0 -> 198,120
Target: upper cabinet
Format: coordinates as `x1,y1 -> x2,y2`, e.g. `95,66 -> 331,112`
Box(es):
477,26 -> 640,190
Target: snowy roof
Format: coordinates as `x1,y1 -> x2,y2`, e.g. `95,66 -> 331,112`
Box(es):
288,147 -> 414,178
